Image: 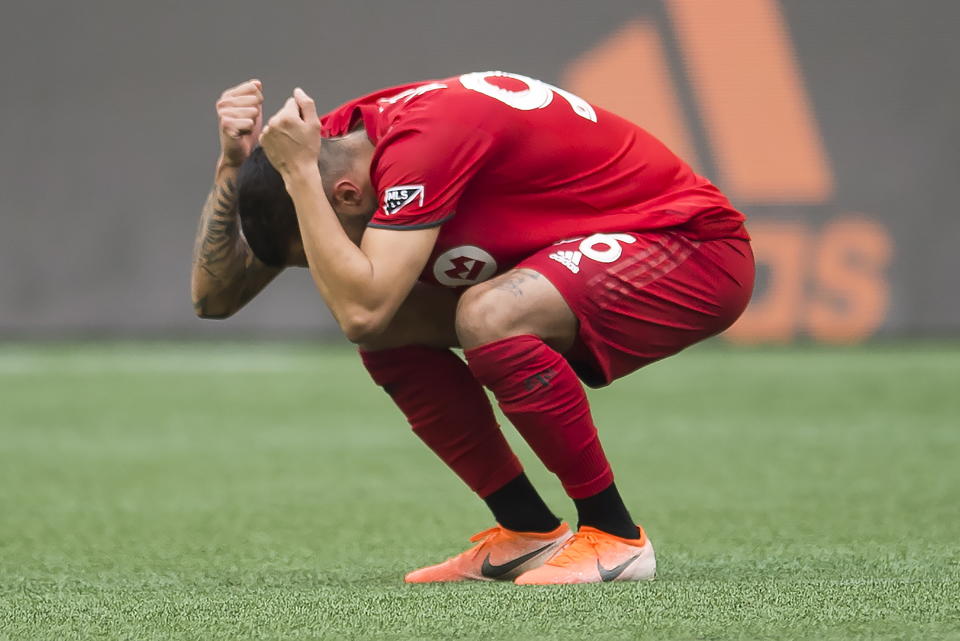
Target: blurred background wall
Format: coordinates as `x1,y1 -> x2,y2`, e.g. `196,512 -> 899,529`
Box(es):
2,0 -> 957,341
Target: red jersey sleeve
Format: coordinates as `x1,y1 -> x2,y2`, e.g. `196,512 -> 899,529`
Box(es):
367,124 -> 495,230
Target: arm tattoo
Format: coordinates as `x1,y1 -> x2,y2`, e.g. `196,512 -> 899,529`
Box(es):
193,177 -> 240,280
493,269 -> 541,298
191,174 -> 251,317
191,171 -> 280,318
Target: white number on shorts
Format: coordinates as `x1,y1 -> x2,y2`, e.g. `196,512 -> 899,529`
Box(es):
579,233 -> 637,263
459,71 -> 598,123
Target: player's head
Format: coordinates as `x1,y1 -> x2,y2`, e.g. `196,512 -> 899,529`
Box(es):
237,146 -> 302,267
237,133 -> 377,267
317,129 -> 378,221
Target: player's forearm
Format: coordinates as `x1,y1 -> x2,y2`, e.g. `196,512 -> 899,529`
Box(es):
283,168 -> 393,340
190,160 -> 269,319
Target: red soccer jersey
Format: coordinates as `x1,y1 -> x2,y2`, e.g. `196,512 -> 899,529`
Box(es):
320,71 -> 748,287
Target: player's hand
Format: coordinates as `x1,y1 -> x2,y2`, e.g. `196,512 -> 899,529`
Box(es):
259,88 -> 322,179
216,79 -> 264,167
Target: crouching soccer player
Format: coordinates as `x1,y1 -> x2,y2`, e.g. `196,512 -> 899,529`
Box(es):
191,73 -> 754,584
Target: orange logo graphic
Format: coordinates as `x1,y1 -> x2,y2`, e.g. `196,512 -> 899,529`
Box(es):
563,0 -> 892,343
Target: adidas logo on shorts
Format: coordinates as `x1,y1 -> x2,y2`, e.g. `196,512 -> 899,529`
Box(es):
549,250 -> 582,274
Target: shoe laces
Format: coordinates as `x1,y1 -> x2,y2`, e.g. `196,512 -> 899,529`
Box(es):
546,530 -> 609,567
459,526 -> 509,561
469,526 -> 503,544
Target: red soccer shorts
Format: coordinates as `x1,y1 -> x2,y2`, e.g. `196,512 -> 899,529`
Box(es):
518,230 -> 754,387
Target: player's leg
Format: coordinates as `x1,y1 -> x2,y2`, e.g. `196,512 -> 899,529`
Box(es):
457,231 -> 754,584
357,283 -> 569,582
457,269 -> 657,585
360,286 -> 508,491
360,284 -> 545,506
456,270 -> 641,541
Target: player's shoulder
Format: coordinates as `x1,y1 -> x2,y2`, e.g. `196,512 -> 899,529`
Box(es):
387,72 -> 535,121
373,70 -> 569,159
376,80 -> 496,143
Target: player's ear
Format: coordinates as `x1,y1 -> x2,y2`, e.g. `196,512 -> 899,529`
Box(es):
333,178 -> 364,207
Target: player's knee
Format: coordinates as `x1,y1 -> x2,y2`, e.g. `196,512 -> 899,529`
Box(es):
455,285 -> 523,347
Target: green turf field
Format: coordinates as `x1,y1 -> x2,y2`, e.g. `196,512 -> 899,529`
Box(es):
1,341 -> 958,640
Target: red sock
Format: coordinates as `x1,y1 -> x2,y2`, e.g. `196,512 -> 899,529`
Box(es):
360,346 -> 522,497
465,335 -> 613,499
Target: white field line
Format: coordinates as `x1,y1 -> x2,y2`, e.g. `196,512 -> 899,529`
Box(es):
0,351 -> 330,375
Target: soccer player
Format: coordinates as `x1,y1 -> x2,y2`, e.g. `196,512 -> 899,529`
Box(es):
191,73 -> 753,584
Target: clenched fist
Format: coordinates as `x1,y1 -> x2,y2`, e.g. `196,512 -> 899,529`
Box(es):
216,79 -> 263,167
259,88 -> 322,179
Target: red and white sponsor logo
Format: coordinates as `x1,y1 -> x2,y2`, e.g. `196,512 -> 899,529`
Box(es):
432,245 -> 498,287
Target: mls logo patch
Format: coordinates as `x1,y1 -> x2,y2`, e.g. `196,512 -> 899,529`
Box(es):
383,185 -> 425,215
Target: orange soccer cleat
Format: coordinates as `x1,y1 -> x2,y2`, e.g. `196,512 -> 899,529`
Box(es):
404,523 -> 572,583
514,525 -> 656,585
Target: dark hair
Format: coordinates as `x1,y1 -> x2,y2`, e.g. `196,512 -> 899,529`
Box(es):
237,146 -> 301,267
